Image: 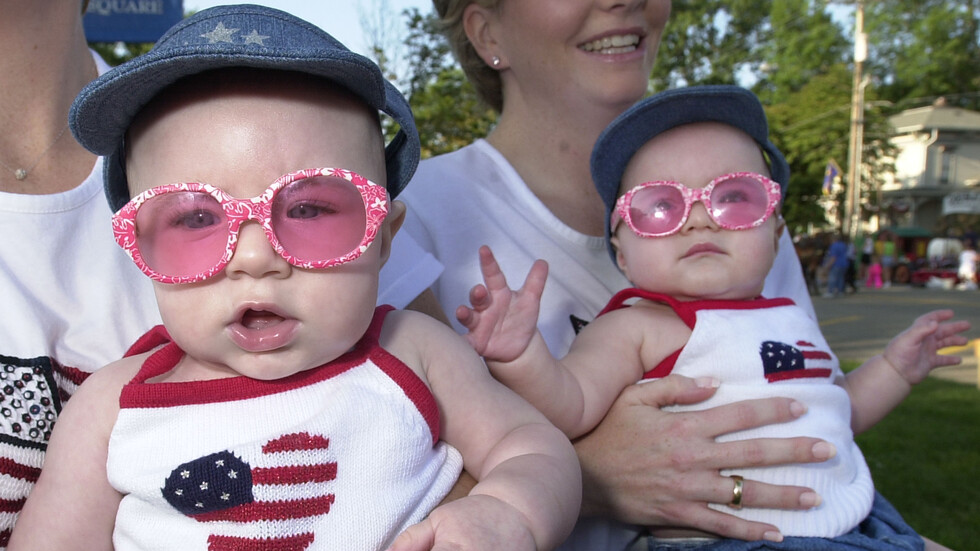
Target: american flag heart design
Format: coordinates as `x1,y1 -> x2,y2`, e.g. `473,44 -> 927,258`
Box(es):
760,340 -> 833,383
162,431 -> 336,551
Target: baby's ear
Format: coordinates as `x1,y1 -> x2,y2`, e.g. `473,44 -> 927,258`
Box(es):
610,234 -> 630,278
378,200 -> 406,265
774,215 -> 786,251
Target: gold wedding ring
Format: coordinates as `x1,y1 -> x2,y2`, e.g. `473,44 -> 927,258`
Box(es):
729,475 -> 744,509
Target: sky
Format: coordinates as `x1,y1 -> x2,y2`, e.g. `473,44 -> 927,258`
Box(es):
183,1 -> 433,58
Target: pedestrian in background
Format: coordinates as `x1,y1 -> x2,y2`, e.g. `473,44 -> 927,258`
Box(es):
957,240 -> 978,290
877,231 -> 897,288
866,255 -> 883,289
845,239 -> 858,293
824,233 -> 849,297
858,234 -> 873,283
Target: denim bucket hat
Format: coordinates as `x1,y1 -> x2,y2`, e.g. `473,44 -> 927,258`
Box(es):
70,4 -> 420,210
591,85 -> 789,260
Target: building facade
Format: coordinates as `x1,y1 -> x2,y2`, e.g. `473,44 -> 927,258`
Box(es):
880,98 -> 980,235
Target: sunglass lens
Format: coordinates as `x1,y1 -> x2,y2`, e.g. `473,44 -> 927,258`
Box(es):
709,176 -> 770,228
134,191 -> 229,279
629,185 -> 686,235
271,175 -> 367,264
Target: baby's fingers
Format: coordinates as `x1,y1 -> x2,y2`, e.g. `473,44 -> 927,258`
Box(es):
937,319 -> 972,342
388,520 -> 435,551
467,283 -> 491,311
477,245 -> 510,292
455,304 -> 477,329
520,259 -> 549,301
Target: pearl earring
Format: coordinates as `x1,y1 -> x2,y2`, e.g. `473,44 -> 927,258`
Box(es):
491,56 -> 501,67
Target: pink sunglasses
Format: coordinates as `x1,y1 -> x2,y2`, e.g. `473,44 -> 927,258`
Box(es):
611,172 -> 781,238
113,168 -> 389,284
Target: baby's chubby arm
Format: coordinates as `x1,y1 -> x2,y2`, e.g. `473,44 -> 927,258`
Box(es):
381,310 -> 581,551
456,245 -> 655,437
7,356 -> 144,551
845,309 -> 970,433
456,245 -> 587,433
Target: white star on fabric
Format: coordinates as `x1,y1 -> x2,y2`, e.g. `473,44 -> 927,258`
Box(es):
180,470 -> 190,479
215,459 -> 225,467
201,22 -> 239,43
228,470 -> 238,479
221,493 -> 230,501
242,29 -> 270,45
200,481 -> 209,491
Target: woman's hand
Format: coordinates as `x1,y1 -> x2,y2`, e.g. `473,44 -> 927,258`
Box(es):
575,375 -> 834,541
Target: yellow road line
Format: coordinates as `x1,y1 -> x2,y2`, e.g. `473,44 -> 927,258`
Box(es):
939,338 -> 979,355
817,315 -> 862,327
818,316 -> 975,355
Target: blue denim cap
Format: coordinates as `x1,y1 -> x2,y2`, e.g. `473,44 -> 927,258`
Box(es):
591,85 -> 789,261
70,4 -> 419,210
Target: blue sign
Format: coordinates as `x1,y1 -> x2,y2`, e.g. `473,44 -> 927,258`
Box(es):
84,0 -> 184,43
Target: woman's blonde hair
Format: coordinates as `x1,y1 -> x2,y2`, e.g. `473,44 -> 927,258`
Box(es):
433,0 -> 503,112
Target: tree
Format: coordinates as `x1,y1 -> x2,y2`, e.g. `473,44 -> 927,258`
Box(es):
767,67 -> 852,234
359,0 -> 405,84
864,0 -> 980,110
757,0 -> 849,103
651,0 -> 771,89
399,8 -> 497,158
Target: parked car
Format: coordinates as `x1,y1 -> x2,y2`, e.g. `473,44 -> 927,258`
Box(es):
910,237 -> 962,287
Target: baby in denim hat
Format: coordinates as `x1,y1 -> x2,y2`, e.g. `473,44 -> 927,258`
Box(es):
456,85 -> 968,549
9,6 -> 579,550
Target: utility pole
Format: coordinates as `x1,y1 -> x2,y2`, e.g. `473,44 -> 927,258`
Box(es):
843,1 -> 868,237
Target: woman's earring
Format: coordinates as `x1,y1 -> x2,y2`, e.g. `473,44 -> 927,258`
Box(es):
491,56 -> 501,67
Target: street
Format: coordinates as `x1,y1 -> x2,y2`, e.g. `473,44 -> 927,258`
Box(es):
812,285 -> 980,384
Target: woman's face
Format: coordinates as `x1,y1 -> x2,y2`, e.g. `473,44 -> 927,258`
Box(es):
491,0 -> 670,113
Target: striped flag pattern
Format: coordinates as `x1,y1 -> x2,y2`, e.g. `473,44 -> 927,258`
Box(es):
0,355 -> 86,547
760,340 -> 834,382
162,432 -> 337,551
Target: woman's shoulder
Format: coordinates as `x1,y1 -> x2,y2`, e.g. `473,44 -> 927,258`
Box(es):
413,140 -> 501,186
403,140 -> 513,216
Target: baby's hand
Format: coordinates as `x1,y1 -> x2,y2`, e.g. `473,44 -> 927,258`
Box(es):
388,494 -> 536,551
883,309 -> 971,384
455,246 -> 548,362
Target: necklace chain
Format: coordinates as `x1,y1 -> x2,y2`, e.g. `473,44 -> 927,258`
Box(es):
0,123 -> 70,181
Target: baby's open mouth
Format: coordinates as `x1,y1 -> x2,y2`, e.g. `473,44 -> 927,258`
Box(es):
228,306 -> 300,353
241,308 -> 286,329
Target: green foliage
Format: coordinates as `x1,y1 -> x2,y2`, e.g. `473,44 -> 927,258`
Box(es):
651,0 -> 770,89
865,0 -> 980,110
402,8 -> 454,98
760,0 -> 848,103
400,8 -> 497,159
766,68 -> 851,233
411,68 -> 497,159
766,64 -> 897,235
846,361 -> 980,550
